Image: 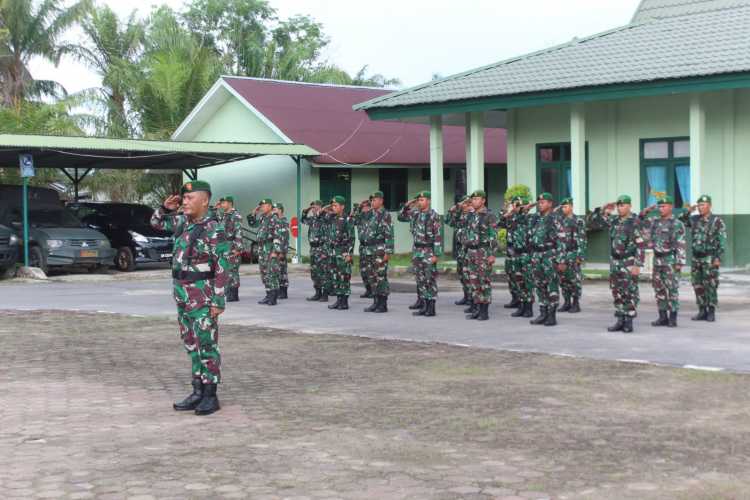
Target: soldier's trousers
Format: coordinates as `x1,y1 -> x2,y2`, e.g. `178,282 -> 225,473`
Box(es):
509,253 -> 535,303
279,253 -> 288,288
360,249 -> 371,287
466,247 -> 493,304
456,250 -> 469,295
310,246 -> 328,289
653,265 -> 680,312
610,259 -> 639,317
504,255 -> 517,297
177,305 -> 221,384
413,248 -> 438,300
331,252 -> 352,296
227,253 -> 241,291
559,261 -> 582,300
259,251 -> 280,291
691,259 -> 720,308
532,251 -> 559,307
362,249 -> 390,296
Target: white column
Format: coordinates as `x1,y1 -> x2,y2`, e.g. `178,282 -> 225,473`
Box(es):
429,115 -> 445,215
466,111 -> 485,193
505,109 -> 517,187
570,103 -> 587,215
689,94 -> 705,204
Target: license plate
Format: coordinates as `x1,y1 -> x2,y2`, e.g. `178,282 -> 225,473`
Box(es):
161,253 -> 172,259
80,250 -> 98,258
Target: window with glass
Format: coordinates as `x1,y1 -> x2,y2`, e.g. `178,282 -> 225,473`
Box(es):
379,168 -> 408,211
536,143 -> 588,208
640,138 -> 690,209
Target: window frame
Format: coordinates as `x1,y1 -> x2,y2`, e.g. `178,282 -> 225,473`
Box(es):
535,142 -> 589,210
378,167 -> 409,211
639,137 -> 690,211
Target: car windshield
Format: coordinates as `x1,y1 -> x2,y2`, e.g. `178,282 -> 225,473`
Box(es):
98,205 -> 153,226
28,208 -> 82,228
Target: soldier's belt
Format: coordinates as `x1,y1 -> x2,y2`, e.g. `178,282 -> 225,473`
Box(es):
173,270 -> 215,281
532,245 -> 555,252
464,243 -> 492,250
692,251 -> 710,258
506,247 -> 528,257
611,251 -> 636,259
309,241 -> 324,247
653,251 -> 674,258
414,243 -> 434,248
361,238 -> 386,246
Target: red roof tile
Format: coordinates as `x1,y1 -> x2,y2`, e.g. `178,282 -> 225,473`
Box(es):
222,77 -> 506,166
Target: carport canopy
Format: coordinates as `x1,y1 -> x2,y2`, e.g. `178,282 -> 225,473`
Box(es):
0,133 -> 319,197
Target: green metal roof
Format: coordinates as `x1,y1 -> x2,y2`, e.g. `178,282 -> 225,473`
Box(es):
0,134 -> 318,171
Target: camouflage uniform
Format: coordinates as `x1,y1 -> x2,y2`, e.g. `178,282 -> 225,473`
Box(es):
151,207 -> 229,385
462,207 -> 498,305
352,205 -> 374,297
498,209 -> 535,308
398,204 -> 443,303
356,206 -> 394,297
247,211 -> 282,294
557,212 -> 587,304
325,211 -> 355,297
679,210 -> 727,312
527,211 -> 564,310
217,207 -> 244,294
301,207 -> 329,295
446,204 -> 470,303
641,214 -> 687,314
277,214 -> 290,290
590,208 -> 646,319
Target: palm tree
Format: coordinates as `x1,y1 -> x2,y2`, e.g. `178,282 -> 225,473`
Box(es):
0,0 -> 91,110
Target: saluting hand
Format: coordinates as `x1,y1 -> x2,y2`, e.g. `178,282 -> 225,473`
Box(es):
164,195 -> 181,211
210,306 -> 224,319
712,258 -> 721,268
629,266 -> 641,277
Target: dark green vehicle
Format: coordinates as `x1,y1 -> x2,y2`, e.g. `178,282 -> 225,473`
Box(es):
0,223 -> 19,274
0,185 -> 115,274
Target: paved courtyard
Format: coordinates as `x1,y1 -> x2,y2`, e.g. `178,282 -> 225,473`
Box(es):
2,309 -> 750,500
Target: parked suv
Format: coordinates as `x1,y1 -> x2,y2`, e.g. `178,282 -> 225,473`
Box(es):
67,202 -> 173,272
0,185 -> 115,274
0,223 -> 20,274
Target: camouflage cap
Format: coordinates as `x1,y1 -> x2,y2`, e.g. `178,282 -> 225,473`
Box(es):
181,180 -> 211,195
616,195 -> 632,205
416,191 -> 431,199
510,195 -> 523,203
537,192 -> 554,202
657,194 -> 674,205
470,189 -> 487,198
331,195 -> 346,205
460,195 -> 470,203
370,190 -> 384,199
697,194 -> 712,204
258,198 -> 273,205
224,195 -> 234,203
310,199 -> 322,206
273,202 -> 285,211
560,197 -> 573,206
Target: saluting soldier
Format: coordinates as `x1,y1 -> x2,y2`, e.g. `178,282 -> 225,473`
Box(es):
352,198 -> 374,299
527,192 -> 565,326
462,190 -> 498,321
398,191 -> 442,317
640,195 -> 687,327
557,197 -> 587,313
151,181 -> 229,416
590,195 -> 646,333
273,203 -> 290,299
215,196 -> 244,302
247,198 -> 282,306
301,200 -> 329,302
498,195 -> 535,318
679,195 -> 727,322
357,191 -> 395,313
324,196 -> 356,310
446,196 -> 471,307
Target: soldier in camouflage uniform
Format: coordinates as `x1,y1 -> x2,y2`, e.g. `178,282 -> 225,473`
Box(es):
273,203 -> 290,299
398,191 -> 443,317
461,190 -> 498,321
247,198 -> 283,306
527,193 -> 565,327
356,191 -> 395,313
557,197 -> 587,314
324,196 -> 356,310
301,200 -> 330,302
446,196 -> 471,307
590,195 -> 646,333
498,195 -> 535,318
639,195 -> 687,327
215,196 -> 244,302
352,199 -> 374,298
679,194 -> 727,322
151,180 -> 229,416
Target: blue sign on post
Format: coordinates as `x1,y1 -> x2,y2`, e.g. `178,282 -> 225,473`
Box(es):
19,154 -> 35,178
18,154 -> 34,267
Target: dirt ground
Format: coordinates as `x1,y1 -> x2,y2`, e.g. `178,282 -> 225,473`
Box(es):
2,310 -> 750,500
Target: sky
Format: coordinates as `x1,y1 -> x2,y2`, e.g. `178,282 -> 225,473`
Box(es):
28,0 -> 639,93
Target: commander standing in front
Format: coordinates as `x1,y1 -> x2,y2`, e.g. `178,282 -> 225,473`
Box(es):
152,181 -> 229,416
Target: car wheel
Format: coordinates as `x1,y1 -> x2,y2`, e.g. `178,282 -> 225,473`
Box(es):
115,246 -> 136,272
29,245 -> 48,274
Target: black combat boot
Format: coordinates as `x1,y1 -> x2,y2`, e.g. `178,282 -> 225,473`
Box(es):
607,313 -> 625,332
307,287 -> 322,301
413,299 -> 427,316
622,316 -> 634,333
233,287 -> 240,302
173,378 -> 203,411
477,303 -> 489,321
651,310 -> 668,327
568,297 -> 581,313
544,304 -> 558,326
455,291 -> 469,306
511,302 -> 526,317
279,287 -> 288,299
705,306 -> 716,322
463,300 -> 476,314
530,306 -> 548,325
522,302 -> 534,318
328,295 -> 342,309
226,288 -> 238,303
360,284 -> 373,299
467,302 -> 482,320
424,299 -> 436,317
668,311 -> 678,328
409,296 -> 424,310
266,289 -> 278,306
319,290 -> 329,302
364,296 -> 378,312
691,307 -> 707,321
558,296 -> 571,313
194,383 -> 220,416
339,295 -> 349,310
257,290 -> 270,305
374,295 -> 388,313
504,294 -> 520,309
